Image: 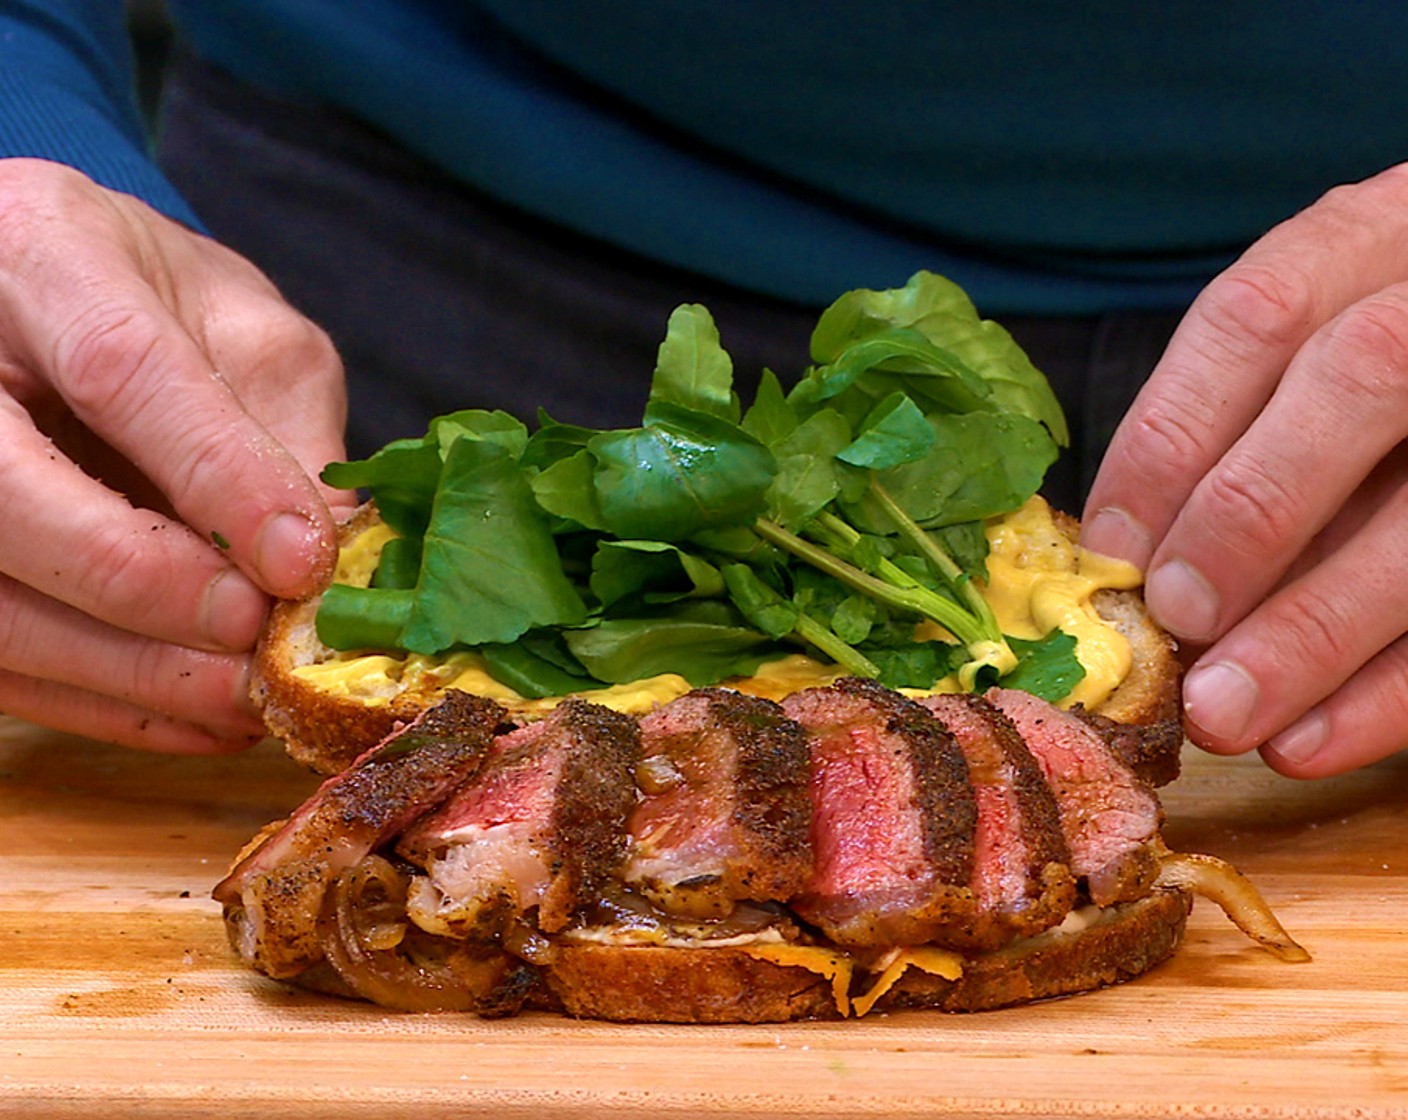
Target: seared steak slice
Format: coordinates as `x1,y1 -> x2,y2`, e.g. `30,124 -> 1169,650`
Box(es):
397,699 -> 639,938
1075,708 -> 1185,788
988,688 -> 1162,907
212,690 -> 506,978
782,677 -> 977,948
624,688 -> 812,919
920,694 -> 1076,948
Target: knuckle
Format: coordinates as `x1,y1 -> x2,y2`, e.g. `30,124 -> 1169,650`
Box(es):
1315,298 -> 1408,407
74,525 -> 177,629
1123,392 -> 1219,482
1199,261 -> 1319,359
1198,454 -> 1305,559
161,413 -> 251,506
0,576 -> 36,666
1266,582 -> 1362,677
50,302 -> 162,421
233,306 -> 340,379
285,320 -> 343,387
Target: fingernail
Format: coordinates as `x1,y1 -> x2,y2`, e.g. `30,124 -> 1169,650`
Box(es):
1145,558 -> 1220,641
233,659 -> 262,722
1266,708 -> 1329,765
1184,659 -> 1259,742
1081,506 -> 1156,568
201,568 -> 267,650
256,511 -> 325,597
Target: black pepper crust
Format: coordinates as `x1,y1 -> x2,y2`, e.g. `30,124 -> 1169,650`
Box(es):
833,677 -> 977,889
542,699 -> 642,930
703,688 -> 813,871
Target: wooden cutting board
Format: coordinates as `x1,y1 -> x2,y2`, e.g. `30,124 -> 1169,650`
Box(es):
3,715 -> 1407,1119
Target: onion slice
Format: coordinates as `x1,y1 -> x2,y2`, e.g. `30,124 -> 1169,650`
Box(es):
1155,848 -> 1310,963
320,855 -> 528,1012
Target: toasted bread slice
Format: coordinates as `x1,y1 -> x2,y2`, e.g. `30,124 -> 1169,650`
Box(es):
540,890 -> 1191,1022
261,889 -> 1191,1023
253,502 -> 1181,774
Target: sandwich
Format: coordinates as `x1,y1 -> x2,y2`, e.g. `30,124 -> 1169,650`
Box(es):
218,272 -> 1306,1021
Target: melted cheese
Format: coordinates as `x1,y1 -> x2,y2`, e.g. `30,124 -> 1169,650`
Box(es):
850,946 -> 965,1017
741,943 -> 855,1017
300,495 -> 1142,712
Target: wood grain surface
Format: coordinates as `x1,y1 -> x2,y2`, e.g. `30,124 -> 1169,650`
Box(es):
2,715 -> 1407,1119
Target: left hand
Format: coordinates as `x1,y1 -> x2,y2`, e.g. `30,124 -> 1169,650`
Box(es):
1081,161 -> 1408,779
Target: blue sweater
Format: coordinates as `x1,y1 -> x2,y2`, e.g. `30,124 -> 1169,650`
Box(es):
3,1 -> 1406,313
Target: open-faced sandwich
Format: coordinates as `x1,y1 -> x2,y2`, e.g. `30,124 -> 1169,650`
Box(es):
217,272 -> 1307,1022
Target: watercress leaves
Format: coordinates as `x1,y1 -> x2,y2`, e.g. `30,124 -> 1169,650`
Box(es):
588,402 -> 775,540
400,437 -> 588,652
316,270 -> 1084,704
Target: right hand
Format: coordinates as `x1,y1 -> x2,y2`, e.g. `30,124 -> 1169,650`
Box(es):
0,158 -> 354,753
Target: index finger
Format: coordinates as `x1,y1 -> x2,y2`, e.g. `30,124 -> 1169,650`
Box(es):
1081,163 -> 1408,572
11,252 -> 339,600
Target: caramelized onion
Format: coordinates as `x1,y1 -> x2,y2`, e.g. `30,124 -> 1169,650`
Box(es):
320,855 -> 524,1012
636,753 -> 685,795
1155,849 -> 1311,963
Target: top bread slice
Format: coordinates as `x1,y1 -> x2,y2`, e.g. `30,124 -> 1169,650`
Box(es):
251,502 -> 1182,775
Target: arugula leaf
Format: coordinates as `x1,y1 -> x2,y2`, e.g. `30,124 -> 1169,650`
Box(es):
429,409 -> 530,459
321,439 -> 442,538
763,407 -> 851,531
841,412 -> 1057,530
739,368 -> 799,445
479,632 -> 598,699
315,270 -> 1091,707
590,540 -> 724,608
649,303 -> 740,421
400,438 -> 587,653
530,449 -> 609,531
564,604 -> 775,686
836,392 -> 935,471
589,402 -> 775,540
795,326 -> 994,419
809,270 -> 1068,444
995,631 -> 1086,701
720,563 -> 882,678
370,535 -> 421,589
864,641 -> 967,690
315,584 -> 414,651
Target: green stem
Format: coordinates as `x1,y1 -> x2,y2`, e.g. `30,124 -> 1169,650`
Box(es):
791,613 -> 882,678
865,480 -> 1004,640
752,517 -> 988,647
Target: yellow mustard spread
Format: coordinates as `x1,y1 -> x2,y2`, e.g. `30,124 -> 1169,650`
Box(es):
292,495 -> 1142,713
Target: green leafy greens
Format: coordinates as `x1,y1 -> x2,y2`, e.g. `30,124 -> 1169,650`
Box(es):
315,271 -> 1083,700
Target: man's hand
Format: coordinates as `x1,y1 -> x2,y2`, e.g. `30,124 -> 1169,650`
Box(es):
1082,161 -> 1408,779
0,159 -> 353,753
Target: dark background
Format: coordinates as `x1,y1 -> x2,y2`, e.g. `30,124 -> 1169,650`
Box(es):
128,0 -> 173,122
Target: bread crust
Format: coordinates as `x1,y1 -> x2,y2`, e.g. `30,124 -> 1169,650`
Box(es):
541,942 -> 839,1023
882,888 -> 1191,1014
252,503 -> 1182,775
270,889 -> 1191,1023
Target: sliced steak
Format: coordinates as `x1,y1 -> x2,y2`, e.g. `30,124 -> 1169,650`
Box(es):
919,693 -> 1076,948
987,688 -> 1163,907
624,688 -> 812,919
212,690 -> 506,978
397,699 -> 639,939
782,677 -> 977,948
1075,708 -> 1185,788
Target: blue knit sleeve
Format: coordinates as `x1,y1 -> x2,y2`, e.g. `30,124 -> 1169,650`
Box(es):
0,0 -> 201,228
